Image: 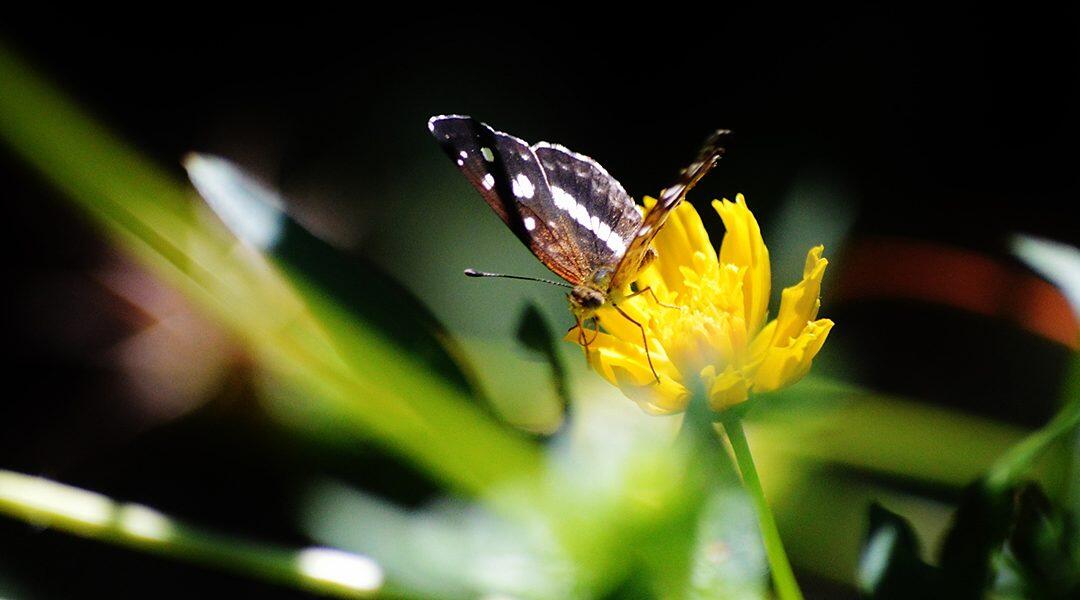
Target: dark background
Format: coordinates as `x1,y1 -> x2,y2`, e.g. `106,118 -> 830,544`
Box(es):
2,11 -> 1077,598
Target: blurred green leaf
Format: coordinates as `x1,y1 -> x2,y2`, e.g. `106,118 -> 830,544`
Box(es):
857,503 -> 940,599
515,302 -> 570,433
991,485 -> 1080,599
684,489 -> 768,599
750,376 -> 1030,488
851,360 -> 1080,599
0,470 -> 389,598
859,481 -> 1080,599
986,355 -> 1080,493
184,154 -> 488,404
938,356 -> 1079,596
303,479 -> 591,599
936,483 -> 1014,596
0,41 -> 541,496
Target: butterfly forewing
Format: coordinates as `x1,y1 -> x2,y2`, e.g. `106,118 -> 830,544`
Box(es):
430,115 -> 729,298
610,129 -> 732,289
532,142 -> 641,276
428,115 -> 591,284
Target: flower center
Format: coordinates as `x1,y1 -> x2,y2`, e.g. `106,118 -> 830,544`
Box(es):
651,259 -> 749,376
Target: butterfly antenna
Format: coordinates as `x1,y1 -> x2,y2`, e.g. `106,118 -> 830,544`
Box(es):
464,268 -> 573,289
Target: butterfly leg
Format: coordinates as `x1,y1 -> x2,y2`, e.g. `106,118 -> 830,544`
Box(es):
585,317 -> 600,344
575,315 -> 590,361
627,286 -> 682,310
612,303 -> 660,384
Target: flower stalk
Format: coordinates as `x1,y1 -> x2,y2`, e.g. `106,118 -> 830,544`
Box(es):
681,382 -> 803,600
720,413 -> 803,600
570,194 -> 829,598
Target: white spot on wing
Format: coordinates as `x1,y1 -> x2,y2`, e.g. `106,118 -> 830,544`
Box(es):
523,216 -> 536,231
532,141 -> 632,205
570,201 -> 584,224
456,159 -> 464,166
574,203 -> 590,228
549,186 -> 626,255
597,220 -> 612,242
551,186 -> 574,209
512,173 -> 535,199
459,150 -> 468,159
608,234 -> 627,255
482,173 -> 495,190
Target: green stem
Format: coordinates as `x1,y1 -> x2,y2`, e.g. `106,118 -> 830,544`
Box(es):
722,417 -> 804,600
985,354 -> 1080,492
0,470 -> 388,598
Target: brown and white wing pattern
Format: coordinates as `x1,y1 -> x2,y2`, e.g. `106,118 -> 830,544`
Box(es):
610,129 -> 732,289
428,115 -> 591,284
531,142 -> 641,280
430,115 -> 730,294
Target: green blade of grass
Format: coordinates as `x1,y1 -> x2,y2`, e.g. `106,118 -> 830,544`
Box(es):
183,154 -> 492,408
0,41 -> 541,496
0,470 -> 394,598
985,354 -> 1080,492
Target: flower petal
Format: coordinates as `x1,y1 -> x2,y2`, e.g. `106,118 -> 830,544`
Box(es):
753,318 -> 834,392
565,191 -> 833,415
611,366 -> 690,414
702,364 -> 750,410
645,198 -> 716,297
562,325 -> 688,414
715,194 -> 771,337
770,245 -> 827,347
562,326 -> 681,387
667,200 -> 716,262
594,297 -> 652,345
748,319 -> 777,363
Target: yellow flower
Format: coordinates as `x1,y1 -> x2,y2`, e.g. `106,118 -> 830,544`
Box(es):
566,194 -> 834,414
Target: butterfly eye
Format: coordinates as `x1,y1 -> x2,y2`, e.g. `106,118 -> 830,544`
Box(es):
571,287 -> 605,310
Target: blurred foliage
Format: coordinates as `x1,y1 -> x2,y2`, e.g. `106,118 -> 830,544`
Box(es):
859,356 -> 1080,599
860,484 -> 1080,599
184,154 -> 488,404
515,302 -> 571,435
0,42 -> 541,497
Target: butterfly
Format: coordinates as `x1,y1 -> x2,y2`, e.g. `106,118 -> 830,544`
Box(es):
428,115 -> 729,381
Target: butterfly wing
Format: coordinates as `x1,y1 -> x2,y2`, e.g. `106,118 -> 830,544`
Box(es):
531,142 -> 642,279
610,129 -> 732,289
428,115 -> 591,284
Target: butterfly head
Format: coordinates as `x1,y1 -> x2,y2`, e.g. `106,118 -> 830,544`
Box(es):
569,285 -> 607,319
